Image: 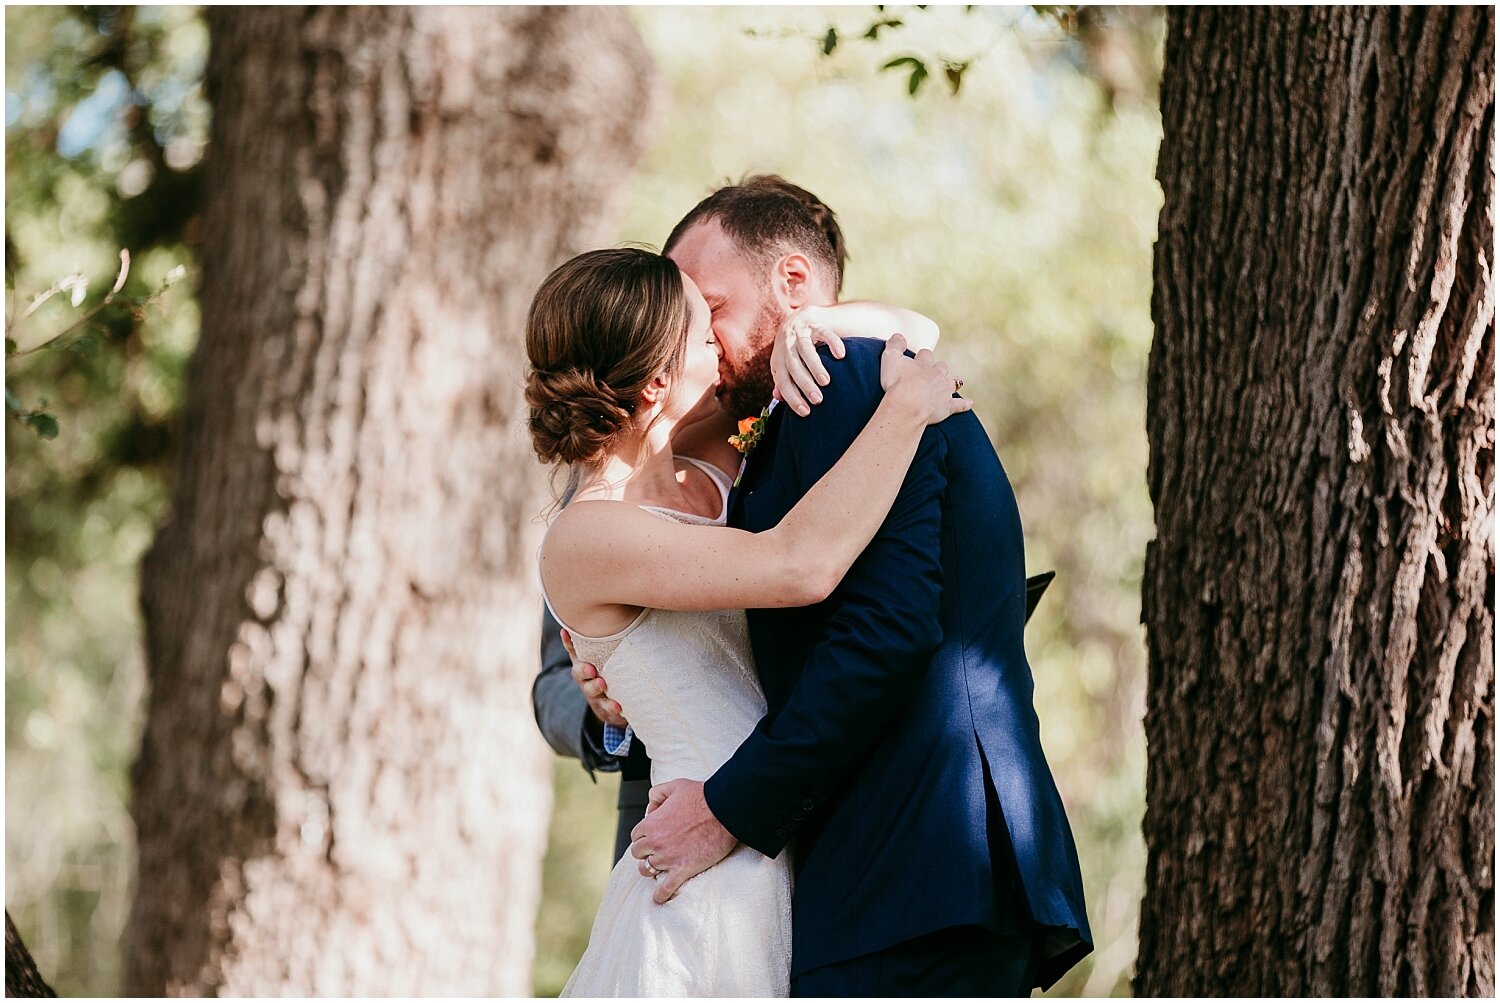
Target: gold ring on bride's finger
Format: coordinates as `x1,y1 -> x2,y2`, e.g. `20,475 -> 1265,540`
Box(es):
643,858 -> 660,876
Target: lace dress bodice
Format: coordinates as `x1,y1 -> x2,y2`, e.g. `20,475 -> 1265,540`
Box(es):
567,604 -> 764,783
543,456 -> 792,997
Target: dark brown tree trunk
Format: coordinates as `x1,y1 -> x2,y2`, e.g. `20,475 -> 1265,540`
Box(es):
6,912 -> 57,998
1139,7 -> 1494,997
126,7 -> 656,995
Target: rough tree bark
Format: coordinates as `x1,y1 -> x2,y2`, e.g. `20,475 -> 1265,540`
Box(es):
1139,7 -> 1494,997
126,8 -> 656,995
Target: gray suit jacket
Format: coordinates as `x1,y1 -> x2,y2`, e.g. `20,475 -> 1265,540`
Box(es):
534,605 -> 650,862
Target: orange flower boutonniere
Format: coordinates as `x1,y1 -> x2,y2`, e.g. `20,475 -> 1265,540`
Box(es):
728,405 -> 772,456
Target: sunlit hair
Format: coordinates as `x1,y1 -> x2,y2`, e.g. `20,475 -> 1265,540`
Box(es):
664,174 -> 847,296
524,248 -> 691,471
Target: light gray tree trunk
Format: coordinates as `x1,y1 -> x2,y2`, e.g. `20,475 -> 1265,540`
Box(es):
127,7 -> 657,994
1140,6 -> 1494,996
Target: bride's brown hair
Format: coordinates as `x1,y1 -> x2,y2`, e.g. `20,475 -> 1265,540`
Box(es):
525,248 -> 691,469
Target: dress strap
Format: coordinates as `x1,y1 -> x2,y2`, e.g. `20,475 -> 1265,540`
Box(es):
637,455 -> 733,524
683,454 -> 735,495
681,455 -> 733,520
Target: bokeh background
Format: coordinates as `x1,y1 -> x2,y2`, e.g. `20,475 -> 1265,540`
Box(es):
6,6 -> 1162,996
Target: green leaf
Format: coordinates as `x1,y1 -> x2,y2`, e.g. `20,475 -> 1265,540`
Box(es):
821,27 -> 838,56
25,411 -> 58,440
4,385 -> 19,414
880,56 -> 930,97
908,63 -> 929,95
68,333 -> 97,356
881,55 -> 924,73
863,17 -> 903,40
4,338 -> 15,355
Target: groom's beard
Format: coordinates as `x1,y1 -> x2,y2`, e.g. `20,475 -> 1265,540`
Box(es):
717,300 -> 782,420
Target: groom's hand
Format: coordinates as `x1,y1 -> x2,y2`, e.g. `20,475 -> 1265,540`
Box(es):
564,629 -> 626,728
629,779 -> 738,904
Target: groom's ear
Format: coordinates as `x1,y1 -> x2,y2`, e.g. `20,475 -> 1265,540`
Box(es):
773,252 -> 815,310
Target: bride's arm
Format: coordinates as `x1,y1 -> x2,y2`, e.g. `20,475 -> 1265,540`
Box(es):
543,337 -> 966,616
773,302 -> 940,416
800,301 -> 940,350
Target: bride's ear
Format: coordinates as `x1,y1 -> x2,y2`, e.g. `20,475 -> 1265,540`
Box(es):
638,372 -> 671,408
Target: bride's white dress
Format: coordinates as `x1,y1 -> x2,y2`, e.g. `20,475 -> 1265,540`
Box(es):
547,458 -> 793,998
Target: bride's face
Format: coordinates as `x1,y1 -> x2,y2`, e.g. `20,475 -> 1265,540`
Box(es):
665,274 -> 724,424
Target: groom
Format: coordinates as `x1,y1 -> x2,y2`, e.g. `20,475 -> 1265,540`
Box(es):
542,177 -> 1092,994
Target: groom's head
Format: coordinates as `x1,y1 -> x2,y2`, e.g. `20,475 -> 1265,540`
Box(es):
665,176 -> 846,419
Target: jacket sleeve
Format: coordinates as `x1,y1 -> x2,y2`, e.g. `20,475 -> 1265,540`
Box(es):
703,342 -> 948,857
533,605 -> 622,776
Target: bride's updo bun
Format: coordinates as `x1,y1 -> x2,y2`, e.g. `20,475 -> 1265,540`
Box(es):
526,367 -> 633,468
525,248 -> 690,468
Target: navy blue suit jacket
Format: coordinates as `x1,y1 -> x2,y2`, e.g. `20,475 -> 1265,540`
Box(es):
702,340 -> 1092,987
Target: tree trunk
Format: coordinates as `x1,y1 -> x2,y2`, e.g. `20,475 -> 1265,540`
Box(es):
6,912 -> 56,998
126,8 -> 656,995
1139,7 -> 1493,997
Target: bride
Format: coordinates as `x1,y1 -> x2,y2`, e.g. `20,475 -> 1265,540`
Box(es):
525,247 -> 961,997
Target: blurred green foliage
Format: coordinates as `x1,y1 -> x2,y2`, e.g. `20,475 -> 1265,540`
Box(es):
6,5 -> 1161,998
6,5 -> 205,995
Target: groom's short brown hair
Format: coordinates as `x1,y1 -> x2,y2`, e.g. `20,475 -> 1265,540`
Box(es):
664,175 -> 847,296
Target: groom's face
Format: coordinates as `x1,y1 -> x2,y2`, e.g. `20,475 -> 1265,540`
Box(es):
667,220 -> 784,420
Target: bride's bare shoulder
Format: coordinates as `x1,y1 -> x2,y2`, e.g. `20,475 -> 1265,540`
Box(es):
544,499 -> 657,557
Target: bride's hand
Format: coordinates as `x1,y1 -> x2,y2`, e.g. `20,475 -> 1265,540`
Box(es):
880,333 -> 971,425
771,306 -> 845,418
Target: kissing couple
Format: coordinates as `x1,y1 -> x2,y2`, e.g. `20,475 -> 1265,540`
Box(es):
528,176 -> 1092,996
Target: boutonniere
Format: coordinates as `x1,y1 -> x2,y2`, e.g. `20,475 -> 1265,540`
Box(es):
729,404 -> 773,490
728,405 -> 772,456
